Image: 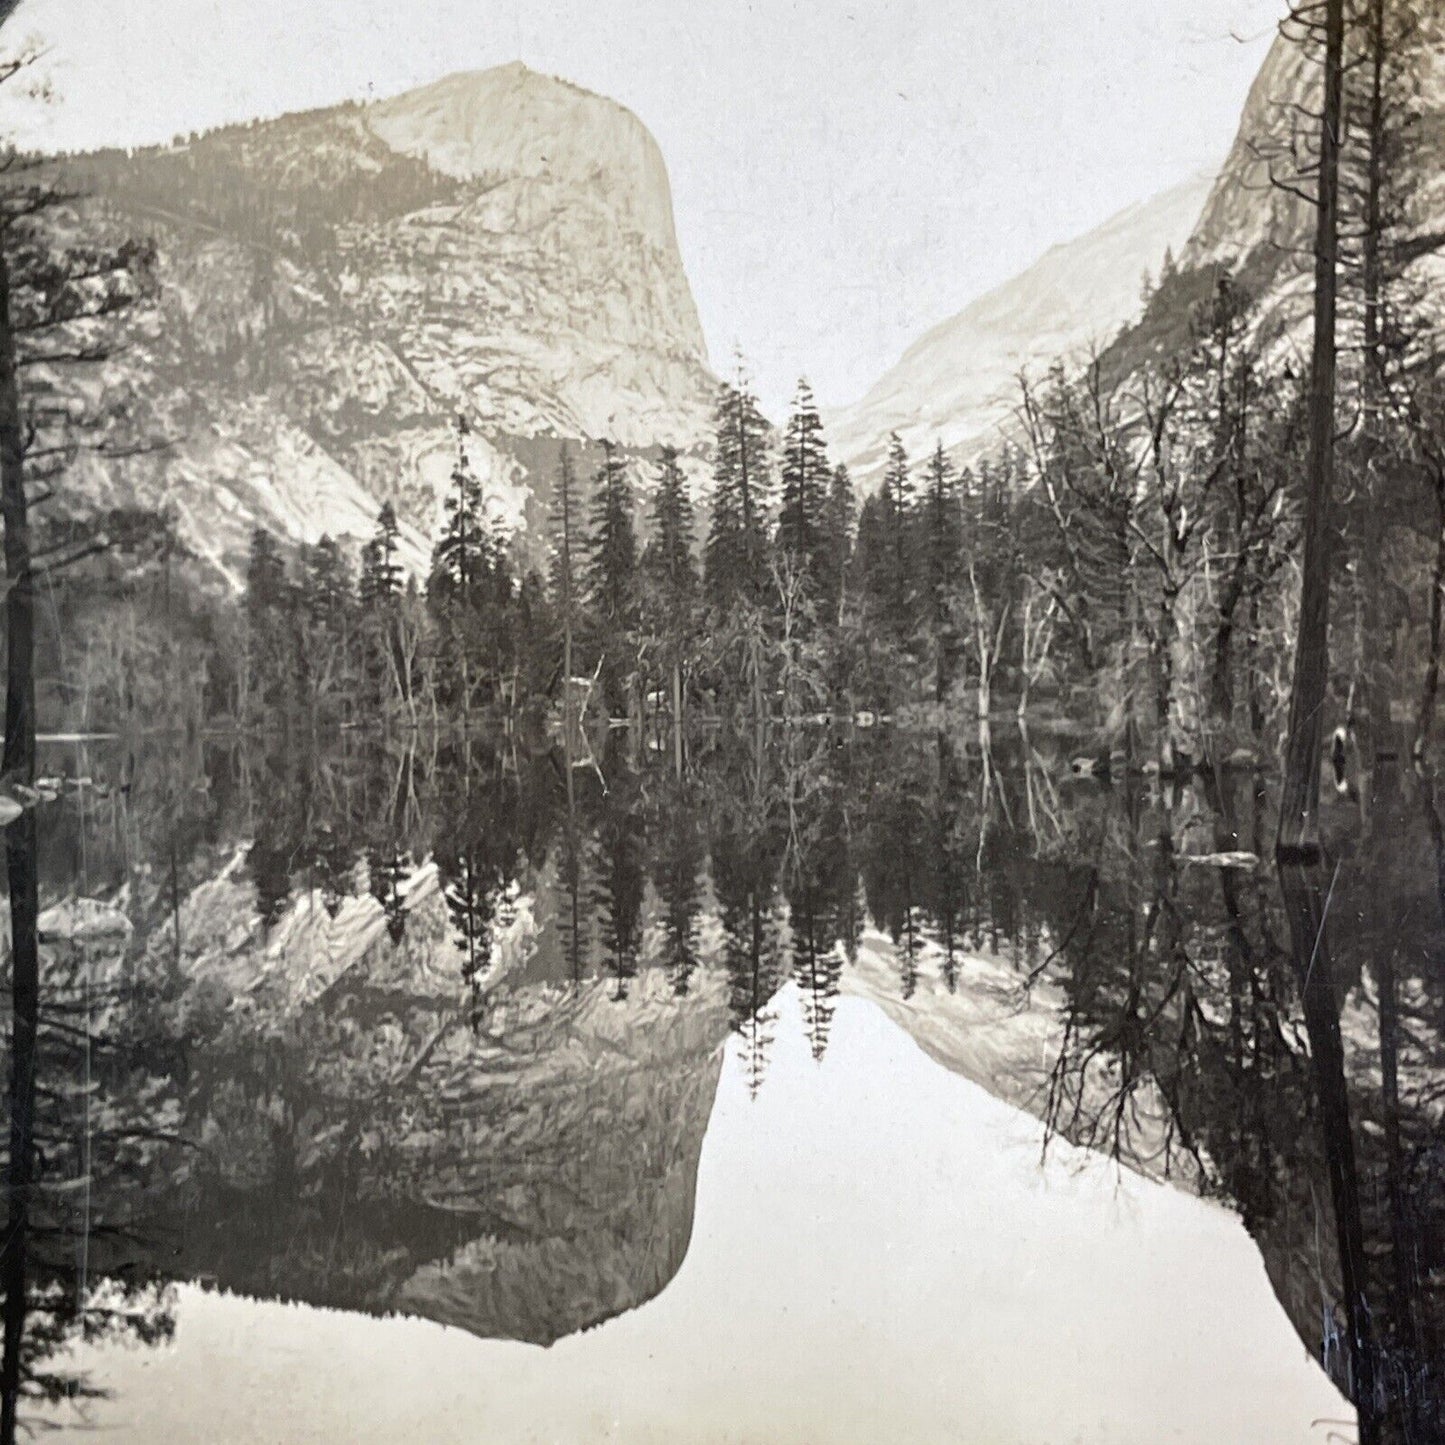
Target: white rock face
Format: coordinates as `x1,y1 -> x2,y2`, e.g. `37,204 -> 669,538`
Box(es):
60,63 -> 716,582
1186,8 -> 1445,340
1183,33 -> 1316,270
829,173 -> 1214,483
368,63 -> 687,266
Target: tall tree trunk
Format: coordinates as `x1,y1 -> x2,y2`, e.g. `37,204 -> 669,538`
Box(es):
0,222 -> 38,1445
671,657 -> 684,780
1277,862 -> 1379,1440
1211,561 -> 1250,736
1278,0 -> 1346,859
1358,0 -> 1392,765
1413,467 -> 1445,762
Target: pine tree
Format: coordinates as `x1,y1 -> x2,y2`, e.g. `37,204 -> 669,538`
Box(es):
881,432 -> 914,624
857,433 -> 917,652
585,440 -> 639,713
297,535 -> 355,719
358,502 -> 402,610
430,416 -> 488,607
705,375 -> 772,612
644,446 -> 696,600
775,379 -> 832,593
304,535 -> 352,639
358,504 -> 404,714
243,527 -> 294,720
917,442 -> 963,701
245,527 -> 286,615
819,463 -> 856,624
428,415 -> 514,710
642,445 -> 699,738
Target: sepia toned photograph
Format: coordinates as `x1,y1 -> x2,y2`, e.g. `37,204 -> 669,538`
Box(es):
0,0 -> 1441,1440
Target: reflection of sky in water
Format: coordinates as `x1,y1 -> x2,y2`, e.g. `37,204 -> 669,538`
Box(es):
55,986 -> 1345,1444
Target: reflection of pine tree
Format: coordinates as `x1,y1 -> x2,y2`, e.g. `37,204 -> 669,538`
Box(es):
553,816 -> 593,988
790,888 -> 843,1061
723,887 -> 783,1097
366,845 -> 410,944
593,763 -> 644,1000
859,742 -> 926,997
312,824 -> 358,920
922,737 -> 970,991
432,743 -> 525,1018
358,738 -> 417,946
709,741 -> 786,1093
650,784 -> 704,995
248,838 -> 294,931
782,733 -> 852,1060
440,847 -> 499,991
246,751 -> 308,930
7,930 -> 180,1417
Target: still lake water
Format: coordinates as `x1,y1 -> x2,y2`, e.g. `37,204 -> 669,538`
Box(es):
20,725 -> 1445,1441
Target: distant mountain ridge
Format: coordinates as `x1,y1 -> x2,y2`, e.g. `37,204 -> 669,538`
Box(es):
51,62 -> 716,584
828,172 -> 1215,482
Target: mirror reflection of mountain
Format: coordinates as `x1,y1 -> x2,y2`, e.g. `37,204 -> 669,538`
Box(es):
19,724 -> 1445,1439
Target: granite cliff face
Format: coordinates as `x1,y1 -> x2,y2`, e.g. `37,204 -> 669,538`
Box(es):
1188,6 -> 1445,268
55,62 -> 714,582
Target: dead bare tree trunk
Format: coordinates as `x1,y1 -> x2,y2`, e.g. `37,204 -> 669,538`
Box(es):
1277,0 -> 1345,860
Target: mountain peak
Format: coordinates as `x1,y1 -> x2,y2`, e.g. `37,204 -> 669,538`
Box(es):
52,60 -> 714,582
365,63 -> 680,255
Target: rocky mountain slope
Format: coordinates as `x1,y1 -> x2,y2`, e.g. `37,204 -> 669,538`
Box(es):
828,173 -> 1213,482
1185,4 -> 1445,327
55,62 -> 715,583
835,4 -> 1445,484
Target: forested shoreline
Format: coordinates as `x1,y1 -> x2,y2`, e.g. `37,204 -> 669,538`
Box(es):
35,236 -> 1445,789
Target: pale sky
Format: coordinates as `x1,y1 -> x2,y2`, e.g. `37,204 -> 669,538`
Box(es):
0,0 -> 1285,419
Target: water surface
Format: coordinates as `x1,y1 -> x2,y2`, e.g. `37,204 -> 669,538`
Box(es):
17,726 -> 1443,1441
